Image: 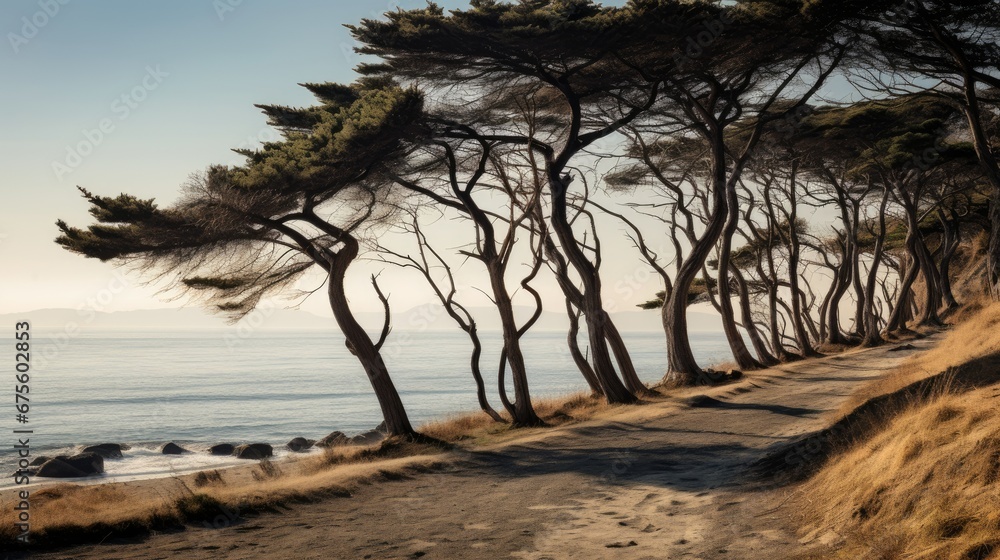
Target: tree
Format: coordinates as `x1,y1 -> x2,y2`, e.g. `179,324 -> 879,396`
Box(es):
351,0 -> 665,402
621,1 -> 845,381
828,0 -> 1000,297
57,83 -> 424,437
388,129 -> 550,425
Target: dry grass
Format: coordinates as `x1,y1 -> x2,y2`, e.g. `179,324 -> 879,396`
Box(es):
0,389 -> 638,550
799,388 -> 1000,559
795,302 -> 1000,559
837,301 -> 1000,418
419,392 -> 617,444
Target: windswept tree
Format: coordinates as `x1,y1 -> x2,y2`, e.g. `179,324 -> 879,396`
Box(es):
56,83 -> 424,437
350,0 -> 675,402
825,0 -> 1000,296
612,1 -> 845,381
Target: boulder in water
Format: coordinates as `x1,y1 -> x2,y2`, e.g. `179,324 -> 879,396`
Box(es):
286,437 -> 315,452
36,452 -> 104,478
82,443 -> 127,458
209,443 -> 235,456
234,443 -> 273,460
161,442 -> 190,455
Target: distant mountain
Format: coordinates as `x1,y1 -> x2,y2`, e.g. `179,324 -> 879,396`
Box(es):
1,305 -> 722,333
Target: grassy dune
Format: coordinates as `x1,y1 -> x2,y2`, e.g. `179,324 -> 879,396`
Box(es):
794,302 -> 1000,559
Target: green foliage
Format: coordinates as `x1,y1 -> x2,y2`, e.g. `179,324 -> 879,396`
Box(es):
56,81 -> 426,320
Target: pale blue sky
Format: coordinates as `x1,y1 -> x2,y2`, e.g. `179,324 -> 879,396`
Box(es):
0,0 -> 497,315
1,0 -> 847,319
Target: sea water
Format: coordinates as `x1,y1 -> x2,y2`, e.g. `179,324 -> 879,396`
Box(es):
2,328 -> 733,486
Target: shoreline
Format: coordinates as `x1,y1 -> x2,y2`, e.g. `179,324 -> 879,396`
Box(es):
3,334 -> 942,557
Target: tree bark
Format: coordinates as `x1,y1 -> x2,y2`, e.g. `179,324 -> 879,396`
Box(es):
547,171 -> 636,403
785,162 -> 821,356
327,241 -> 414,437
862,189 -> 891,347
663,133 -> 730,383
732,268 -> 780,366
718,176 -> 763,370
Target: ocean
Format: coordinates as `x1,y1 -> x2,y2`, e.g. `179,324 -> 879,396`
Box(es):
4,328 -> 733,486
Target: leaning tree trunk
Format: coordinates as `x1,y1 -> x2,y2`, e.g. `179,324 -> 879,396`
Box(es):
565,301 -> 603,396
327,242 -> 414,437
542,226 -> 614,398
718,179 -> 763,370
786,164 -> 821,357
767,281 -> 799,362
464,323 -> 505,423
605,317 -> 655,396
663,138 -> 730,383
887,252 -> 920,333
547,171 -> 636,403
903,202 -> 943,327
937,210 -> 960,312
825,242 -> 854,345
733,268 -> 780,366
488,260 -> 542,426
862,190 -> 891,347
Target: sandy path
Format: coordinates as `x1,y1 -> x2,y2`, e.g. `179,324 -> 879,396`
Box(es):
32,336 -> 936,560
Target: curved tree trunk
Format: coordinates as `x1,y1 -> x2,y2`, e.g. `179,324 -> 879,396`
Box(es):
767,284 -> 799,361
732,268 -> 780,366
547,171 -> 636,403
862,189 -> 891,347
465,323 -> 505,423
718,178 -> 763,370
604,316 -> 655,396
786,163 -> 821,357
565,301 -> 603,396
327,242 -> 414,437
825,242 -> 854,345
663,138 -> 730,383
489,261 -> 542,426
938,210 -> 960,312
887,254 -> 919,333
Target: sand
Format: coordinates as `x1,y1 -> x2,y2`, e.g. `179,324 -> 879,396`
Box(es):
23,335 -> 937,560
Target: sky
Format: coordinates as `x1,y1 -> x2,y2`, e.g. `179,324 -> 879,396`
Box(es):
1,0 -> 497,316
0,0 -> 849,320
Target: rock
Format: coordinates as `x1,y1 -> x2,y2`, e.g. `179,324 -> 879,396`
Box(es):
350,429 -> 386,446
234,443 -> 273,460
29,456 -> 50,466
374,420 -> 389,435
36,452 -> 104,478
62,452 -> 105,474
161,442 -> 190,455
727,369 -> 745,381
315,431 -> 350,448
82,443 -> 127,458
209,443 -> 235,456
36,459 -> 85,478
286,437 -> 315,452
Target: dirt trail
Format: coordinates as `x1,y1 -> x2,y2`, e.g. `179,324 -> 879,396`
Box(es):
35,336 -> 937,560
